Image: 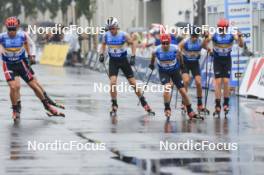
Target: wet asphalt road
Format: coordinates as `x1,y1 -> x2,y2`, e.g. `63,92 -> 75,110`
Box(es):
0,64 -> 264,175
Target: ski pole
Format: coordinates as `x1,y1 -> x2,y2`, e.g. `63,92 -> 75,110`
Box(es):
237,44 -> 240,118
204,51 -> 209,107
205,52 -> 213,111
102,62 -> 110,80
175,89 -> 179,109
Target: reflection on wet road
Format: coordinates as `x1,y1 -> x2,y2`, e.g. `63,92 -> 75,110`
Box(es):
1,65 -> 264,174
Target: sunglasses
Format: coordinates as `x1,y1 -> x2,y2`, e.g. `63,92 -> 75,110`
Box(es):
162,42 -> 170,45
7,27 -> 17,32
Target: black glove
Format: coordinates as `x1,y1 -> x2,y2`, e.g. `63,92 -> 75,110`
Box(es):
29,55 -> 36,65
99,54 -> 104,63
148,64 -> 155,70
130,55 -> 136,65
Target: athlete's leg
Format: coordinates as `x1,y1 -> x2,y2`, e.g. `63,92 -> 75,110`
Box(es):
222,58 -> 231,110
27,78 -> 46,100
163,83 -> 172,117
8,79 -> 20,106
194,75 -> 203,105
127,77 -> 141,97
182,73 -> 190,92
110,75 -> 118,100
172,69 -> 197,118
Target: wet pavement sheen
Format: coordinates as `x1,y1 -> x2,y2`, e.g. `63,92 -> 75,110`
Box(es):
0,65 -> 264,175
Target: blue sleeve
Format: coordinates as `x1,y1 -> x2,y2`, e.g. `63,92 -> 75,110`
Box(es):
0,34 -> 3,44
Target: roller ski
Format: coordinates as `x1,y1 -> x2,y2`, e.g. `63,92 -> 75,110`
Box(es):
188,110 -> 204,120
43,100 -> 65,117
223,105 -> 229,118
144,104 -> 155,116
213,106 -> 221,118
12,105 -> 21,122
110,100 -> 118,117
140,96 -> 155,116
164,107 -> 171,122
110,106 -> 118,117
197,105 -> 210,115
44,92 -> 65,109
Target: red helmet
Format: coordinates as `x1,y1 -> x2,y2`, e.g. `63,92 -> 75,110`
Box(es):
217,18 -> 229,28
160,33 -> 171,43
5,17 -> 19,28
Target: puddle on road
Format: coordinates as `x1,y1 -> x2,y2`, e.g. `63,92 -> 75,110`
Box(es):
113,156 -> 232,174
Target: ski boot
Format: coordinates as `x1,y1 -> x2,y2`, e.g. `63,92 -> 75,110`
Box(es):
140,96 -> 155,116
164,107 -> 171,121
223,104 -> 229,118
213,105 -> 221,118
44,92 -> 65,109
12,105 -> 20,122
110,99 -> 118,117
43,99 -> 65,117
187,105 -> 204,120
188,110 -> 204,120
197,104 -> 210,115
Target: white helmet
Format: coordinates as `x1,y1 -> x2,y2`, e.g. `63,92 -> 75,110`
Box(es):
106,17 -> 119,29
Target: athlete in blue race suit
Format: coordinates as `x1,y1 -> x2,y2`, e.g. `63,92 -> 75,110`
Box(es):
0,17 -> 64,120
99,17 -> 154,116
178,26 -> 209,114
204,18 -> 244,116
149,33 -> 200,120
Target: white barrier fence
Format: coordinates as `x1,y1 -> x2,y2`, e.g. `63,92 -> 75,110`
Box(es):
240,57 -> 264,99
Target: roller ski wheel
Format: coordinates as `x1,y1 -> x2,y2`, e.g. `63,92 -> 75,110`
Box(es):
188,111 -> 204,120
213,106 -> 221,118
197,105 -> 210,115
144,104 -> 155,116
223,105 -> 229,118
46,111 -> 65,117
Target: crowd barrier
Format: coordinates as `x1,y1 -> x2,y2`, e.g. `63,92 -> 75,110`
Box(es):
40,43 -> 69,66
84,51 -> 263,99
240,57 -> 264,99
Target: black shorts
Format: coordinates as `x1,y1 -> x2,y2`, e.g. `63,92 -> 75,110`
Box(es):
213,57 -> 231,78
109,57 -> 134,79
2,60 -> 34,83
159,69 -> 184,89
181,60 -> 201,77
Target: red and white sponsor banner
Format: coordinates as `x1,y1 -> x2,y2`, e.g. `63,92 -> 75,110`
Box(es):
240,57 -> 264,98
